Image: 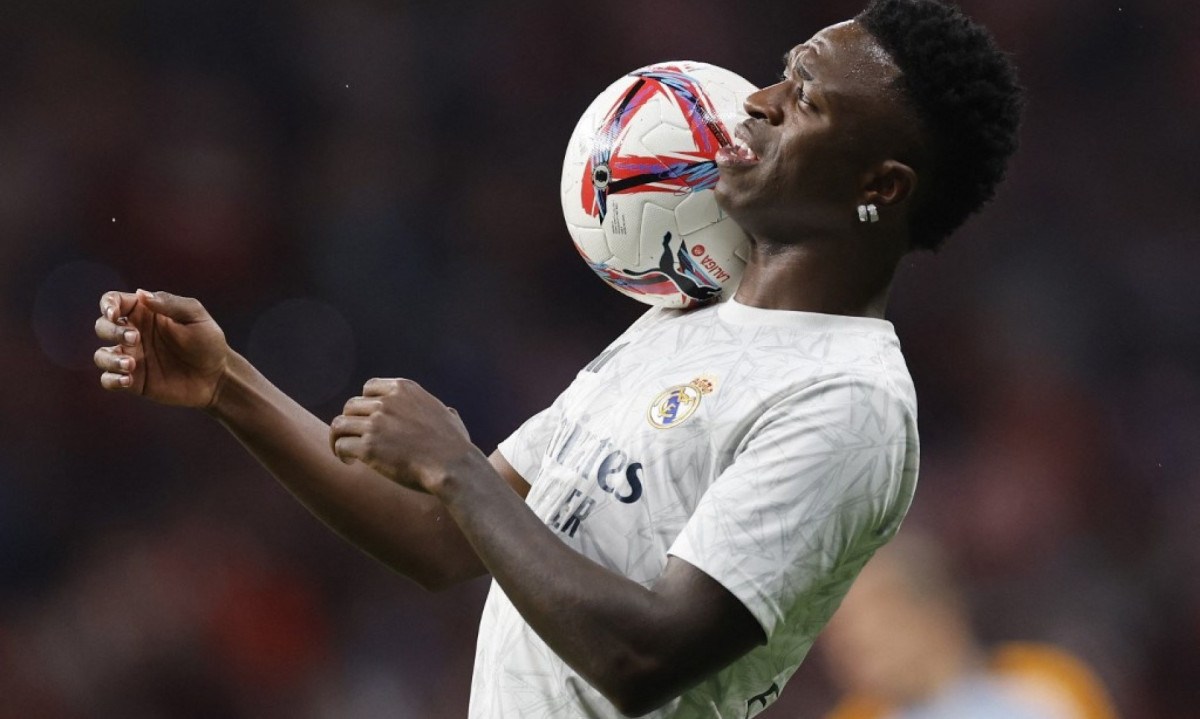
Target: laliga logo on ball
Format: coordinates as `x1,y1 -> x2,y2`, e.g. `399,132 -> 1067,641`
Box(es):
561,61 -> 756,309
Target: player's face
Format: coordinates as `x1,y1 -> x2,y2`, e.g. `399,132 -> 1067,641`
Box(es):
714,21 -> 908,241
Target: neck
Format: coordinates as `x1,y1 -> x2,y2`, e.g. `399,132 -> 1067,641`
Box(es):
732,233 -> 903,318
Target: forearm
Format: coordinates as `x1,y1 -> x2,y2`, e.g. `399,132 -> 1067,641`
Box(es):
209,352 -> 483,589
431,452 -> 699,713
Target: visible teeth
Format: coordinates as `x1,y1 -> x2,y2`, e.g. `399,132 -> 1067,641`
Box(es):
716,131 -> 760,167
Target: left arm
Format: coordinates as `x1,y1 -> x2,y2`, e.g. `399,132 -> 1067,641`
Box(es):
331,378 -> 765,716
439,452 -> 765,716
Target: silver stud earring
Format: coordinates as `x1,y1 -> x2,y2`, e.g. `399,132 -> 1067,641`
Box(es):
857,203 -> 879,223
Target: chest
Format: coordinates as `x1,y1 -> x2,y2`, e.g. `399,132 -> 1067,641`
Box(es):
521,326 -> 786,579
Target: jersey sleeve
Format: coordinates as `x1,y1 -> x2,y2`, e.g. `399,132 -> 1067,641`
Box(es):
667,375 -> 918,639
495,396 -> 565,487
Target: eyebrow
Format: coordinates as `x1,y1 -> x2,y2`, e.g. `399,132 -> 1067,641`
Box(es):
782,51 -> 816,82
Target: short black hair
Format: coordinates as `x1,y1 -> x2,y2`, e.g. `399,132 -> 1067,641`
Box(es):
857,0 -> 1023,250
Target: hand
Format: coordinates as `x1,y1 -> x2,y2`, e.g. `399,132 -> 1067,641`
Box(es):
93,290 -> 230,408
330,378 -> 476,492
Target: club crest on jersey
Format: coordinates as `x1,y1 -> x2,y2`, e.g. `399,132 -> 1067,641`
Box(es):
647,375 -> 716,429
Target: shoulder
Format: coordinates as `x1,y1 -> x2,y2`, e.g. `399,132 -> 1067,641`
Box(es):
753,370 -> 916,434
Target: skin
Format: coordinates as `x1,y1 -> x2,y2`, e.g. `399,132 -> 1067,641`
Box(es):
717,20 -> 925,318
94,19 -> 927,716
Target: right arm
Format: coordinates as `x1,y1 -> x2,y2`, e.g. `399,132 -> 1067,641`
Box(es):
210,350 -> 529,589
93,289 -> 528,590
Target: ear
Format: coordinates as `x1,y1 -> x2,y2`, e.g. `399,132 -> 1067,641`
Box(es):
860,159 -> 918,208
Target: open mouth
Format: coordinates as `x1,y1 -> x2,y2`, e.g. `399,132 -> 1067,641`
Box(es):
716,124 -> 760,168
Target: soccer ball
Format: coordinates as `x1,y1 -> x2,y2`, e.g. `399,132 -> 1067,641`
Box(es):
561,61 -> 757,308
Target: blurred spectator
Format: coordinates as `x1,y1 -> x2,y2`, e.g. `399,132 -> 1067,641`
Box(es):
821,531 -> 1117,719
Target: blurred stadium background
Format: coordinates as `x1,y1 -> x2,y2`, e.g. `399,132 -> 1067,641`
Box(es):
2,0 -> 1197,716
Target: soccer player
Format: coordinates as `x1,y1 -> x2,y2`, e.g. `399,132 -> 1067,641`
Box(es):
92,1 -> 1022,716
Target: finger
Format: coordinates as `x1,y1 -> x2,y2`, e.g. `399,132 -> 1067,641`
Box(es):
342,397 -> 382,416
329,414 -> 371,439
332,435 -> 366,464
362,378 -> 399,397
329,414 -> 371,457
94,346 -> 135,374
99,291 -> 140,323
99,371 -> 134,390
94,316 -> 141,346
135,289 -> 209,323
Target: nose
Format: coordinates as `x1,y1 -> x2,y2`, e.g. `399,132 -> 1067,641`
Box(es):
743,82 -> 787,125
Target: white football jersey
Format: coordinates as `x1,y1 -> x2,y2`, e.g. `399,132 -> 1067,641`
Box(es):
473,299 -> 919,718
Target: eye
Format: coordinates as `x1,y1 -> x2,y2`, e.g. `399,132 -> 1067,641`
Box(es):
777,70 -> 816,109
796,84 -> 815,109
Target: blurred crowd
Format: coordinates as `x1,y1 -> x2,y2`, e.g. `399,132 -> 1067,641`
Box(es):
1,0 -> 1197,717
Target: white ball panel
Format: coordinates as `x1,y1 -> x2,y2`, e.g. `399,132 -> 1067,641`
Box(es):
570,226 -> 612,264
637,203 -> 679,267
674,189 -> 722,237
603,201 -> 641,265
639,122 -> 698,161
691,221 -> 746,267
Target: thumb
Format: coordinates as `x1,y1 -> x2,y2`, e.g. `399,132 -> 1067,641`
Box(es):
136,289 -> 209,323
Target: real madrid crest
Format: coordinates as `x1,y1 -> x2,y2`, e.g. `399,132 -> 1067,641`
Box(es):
647,375 -> 717,429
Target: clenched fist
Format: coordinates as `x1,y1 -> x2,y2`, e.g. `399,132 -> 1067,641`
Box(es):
330,378 -> 478,493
